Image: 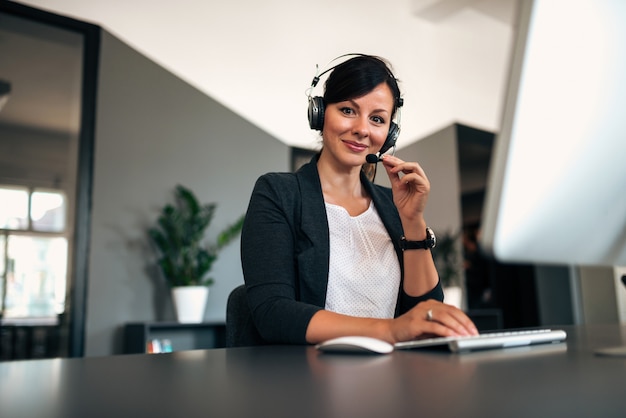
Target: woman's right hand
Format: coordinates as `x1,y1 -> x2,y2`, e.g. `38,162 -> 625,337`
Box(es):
387,300 -> 479,343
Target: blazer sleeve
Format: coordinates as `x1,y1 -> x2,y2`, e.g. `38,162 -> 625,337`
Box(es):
240,173 -> 322,344
397,281 -> 444,314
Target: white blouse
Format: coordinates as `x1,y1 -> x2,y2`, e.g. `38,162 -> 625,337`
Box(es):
324,201 -> 401,319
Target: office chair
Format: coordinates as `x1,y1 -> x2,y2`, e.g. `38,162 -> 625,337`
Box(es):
225,284 -> 266,347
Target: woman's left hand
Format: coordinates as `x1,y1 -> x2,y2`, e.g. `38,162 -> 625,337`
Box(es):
380,155 -> 430,224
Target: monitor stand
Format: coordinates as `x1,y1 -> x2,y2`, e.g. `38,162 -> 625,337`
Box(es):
594,276 -> 626,357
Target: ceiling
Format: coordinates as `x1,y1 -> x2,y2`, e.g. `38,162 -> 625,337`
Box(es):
5,0 -> 520,150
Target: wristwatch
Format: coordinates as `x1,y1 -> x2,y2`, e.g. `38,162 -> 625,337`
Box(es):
400,227 -> 436,251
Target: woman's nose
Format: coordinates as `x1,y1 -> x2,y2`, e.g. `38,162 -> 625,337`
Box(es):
352,117 -> 369,137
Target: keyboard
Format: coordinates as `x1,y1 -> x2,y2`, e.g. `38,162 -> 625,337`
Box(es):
394,328 -> 567,353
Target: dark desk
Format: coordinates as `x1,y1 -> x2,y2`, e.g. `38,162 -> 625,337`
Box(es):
1,324 -> 626,418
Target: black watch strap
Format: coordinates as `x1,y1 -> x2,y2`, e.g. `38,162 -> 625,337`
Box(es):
400,227 -> 436,251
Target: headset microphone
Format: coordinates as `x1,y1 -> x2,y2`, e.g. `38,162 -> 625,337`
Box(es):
364,114 -> 401,164
366,153 -> 381,163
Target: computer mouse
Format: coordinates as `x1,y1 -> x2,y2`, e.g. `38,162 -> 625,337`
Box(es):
315,336 -> 394,354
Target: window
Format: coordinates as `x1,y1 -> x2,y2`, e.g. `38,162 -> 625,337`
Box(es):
0,187 -> 29,229
0,185 -> 68,320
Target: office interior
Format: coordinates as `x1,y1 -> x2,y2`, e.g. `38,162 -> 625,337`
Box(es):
1,0 -> 625,360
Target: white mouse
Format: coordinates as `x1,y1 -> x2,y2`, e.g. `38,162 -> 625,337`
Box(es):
315,336 -> 394,354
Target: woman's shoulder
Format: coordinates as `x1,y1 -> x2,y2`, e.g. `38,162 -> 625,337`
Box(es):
250,170 -> 318,220
252,170 -> 308,200
254,171 -> 298,190
255,158 -> 320,190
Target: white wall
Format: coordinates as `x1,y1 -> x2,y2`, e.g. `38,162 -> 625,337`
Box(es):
18,0 -> 516,151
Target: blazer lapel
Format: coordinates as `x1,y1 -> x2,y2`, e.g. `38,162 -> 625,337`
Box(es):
294,156 -> 330,306
362,173 -> 404,253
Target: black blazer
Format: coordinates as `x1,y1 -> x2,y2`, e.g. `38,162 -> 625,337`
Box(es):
240,155 -> 443,344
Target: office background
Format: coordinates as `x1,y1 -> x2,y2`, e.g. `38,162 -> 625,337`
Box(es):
87,30 -> 471,356
1,0 -> 625,358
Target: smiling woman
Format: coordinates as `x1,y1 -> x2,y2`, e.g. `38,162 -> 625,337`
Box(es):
239,54 -> 478,348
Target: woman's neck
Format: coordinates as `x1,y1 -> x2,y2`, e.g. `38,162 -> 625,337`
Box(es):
317,154 -> 370,216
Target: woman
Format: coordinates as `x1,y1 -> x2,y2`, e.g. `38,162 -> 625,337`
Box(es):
241,54 -> 477,345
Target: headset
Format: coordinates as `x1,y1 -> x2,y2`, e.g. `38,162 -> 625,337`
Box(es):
306,54 -> 404,158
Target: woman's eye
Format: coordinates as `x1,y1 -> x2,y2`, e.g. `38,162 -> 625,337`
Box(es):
371,116 -> 385,124
340,107 -> 354,115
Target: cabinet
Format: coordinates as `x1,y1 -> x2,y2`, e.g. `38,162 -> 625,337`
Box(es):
0,320 -> 63,360
124,322 -> 226,354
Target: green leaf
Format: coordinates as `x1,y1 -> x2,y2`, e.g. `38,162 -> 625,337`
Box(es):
148,185 -> 244,288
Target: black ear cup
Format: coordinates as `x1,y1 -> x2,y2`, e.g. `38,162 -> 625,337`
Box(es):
307,96 -> 325,130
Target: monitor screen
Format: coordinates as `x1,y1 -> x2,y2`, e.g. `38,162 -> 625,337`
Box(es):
480,0 -> 626,267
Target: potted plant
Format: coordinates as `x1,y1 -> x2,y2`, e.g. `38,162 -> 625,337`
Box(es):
149,184 -> 244,323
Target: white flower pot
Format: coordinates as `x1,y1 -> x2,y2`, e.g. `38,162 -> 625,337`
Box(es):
171,286 -> 209,323
443,286 -> 463,309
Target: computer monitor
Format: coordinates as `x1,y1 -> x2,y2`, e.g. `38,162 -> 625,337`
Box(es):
480,0 -> 626,267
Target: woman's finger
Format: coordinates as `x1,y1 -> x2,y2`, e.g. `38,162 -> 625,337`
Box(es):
425,307 -> 478,336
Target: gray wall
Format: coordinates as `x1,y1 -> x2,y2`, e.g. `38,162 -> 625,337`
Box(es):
534,265 -> 576,325
86,30 -> 289,356
578,266 -> 621,323
535,264 -> 622,327
0,125 -> 73,189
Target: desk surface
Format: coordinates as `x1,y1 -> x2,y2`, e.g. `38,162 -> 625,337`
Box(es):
2,324 -> 626,418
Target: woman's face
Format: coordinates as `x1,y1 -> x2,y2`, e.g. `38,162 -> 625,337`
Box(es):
321,82 -> 395,168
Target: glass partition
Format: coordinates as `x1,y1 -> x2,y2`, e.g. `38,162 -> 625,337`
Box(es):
0,2 -> 99,358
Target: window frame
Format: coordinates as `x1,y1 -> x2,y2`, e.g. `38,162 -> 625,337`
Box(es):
1,185 -> 69,321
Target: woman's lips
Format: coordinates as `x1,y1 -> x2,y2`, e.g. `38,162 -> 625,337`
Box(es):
343,140 -> 368,153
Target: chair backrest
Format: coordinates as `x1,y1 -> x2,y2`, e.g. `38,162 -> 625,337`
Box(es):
225,284 -> 265,347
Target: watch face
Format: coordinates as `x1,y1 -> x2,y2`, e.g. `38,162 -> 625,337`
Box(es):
427,227 -> 436,248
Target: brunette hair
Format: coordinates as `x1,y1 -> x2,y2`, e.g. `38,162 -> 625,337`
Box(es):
323,55 -> 402,120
